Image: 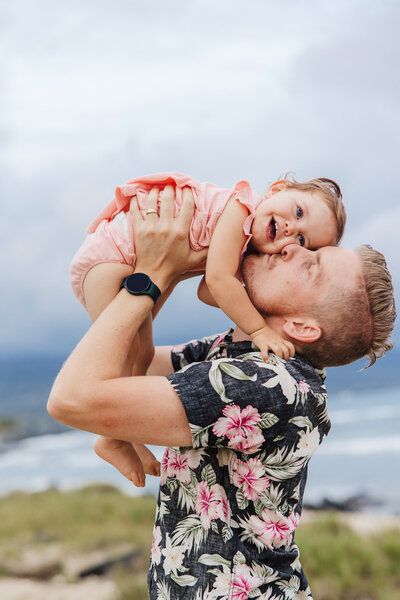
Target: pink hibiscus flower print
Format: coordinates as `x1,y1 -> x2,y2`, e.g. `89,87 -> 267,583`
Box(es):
151,525 -> 162,565
161,448 -> 203,484
212,483 -> 231,523
298,380 -> 310,394
195,481 -> 220,530
247,508 -> 297,548
172,343 -> 186,353
231,564 -> 263,600
289,512 -> 300,531
173,339 -> 199,353
227,428 -> 264,453
231,457 -> 270,501
168,451 -> 192,483
210,332 -> 228,351
213,404 -> 261,441
160,448 -> 170,485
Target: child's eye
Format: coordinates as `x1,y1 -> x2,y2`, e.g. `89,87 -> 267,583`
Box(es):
298,234 -> 305,246
296,206 -> 303,219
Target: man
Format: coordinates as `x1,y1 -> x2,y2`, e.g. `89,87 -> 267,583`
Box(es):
48,187 -> 395,600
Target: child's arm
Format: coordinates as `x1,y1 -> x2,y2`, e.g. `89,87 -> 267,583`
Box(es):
205,198 -> 295,361
197,276 -> 219,307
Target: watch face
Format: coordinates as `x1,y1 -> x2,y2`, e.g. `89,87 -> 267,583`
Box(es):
126,273 -> 151,293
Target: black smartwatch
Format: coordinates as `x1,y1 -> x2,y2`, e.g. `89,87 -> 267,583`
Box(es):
120,273 -> 161,304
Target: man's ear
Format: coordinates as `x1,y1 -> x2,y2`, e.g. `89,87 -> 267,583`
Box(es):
264,179 -> 288,199
282,317 -> 321,343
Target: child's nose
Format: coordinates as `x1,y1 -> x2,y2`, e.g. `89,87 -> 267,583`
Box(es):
285,220 -> 296,236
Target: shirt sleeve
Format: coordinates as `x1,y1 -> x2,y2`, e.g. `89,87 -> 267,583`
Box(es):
170,333 -> 225,371
167,356 -> 328,452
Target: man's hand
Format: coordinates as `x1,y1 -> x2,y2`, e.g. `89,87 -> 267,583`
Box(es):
130,186 -> 208,292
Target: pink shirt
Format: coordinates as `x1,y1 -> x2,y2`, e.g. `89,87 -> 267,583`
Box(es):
71,172 -> 262,307
87,172 -> 262,252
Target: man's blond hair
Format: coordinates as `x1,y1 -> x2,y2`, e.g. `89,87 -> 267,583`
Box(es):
282,175 -> 346,244
356,245 -> 396,366
297,245 -> 396,368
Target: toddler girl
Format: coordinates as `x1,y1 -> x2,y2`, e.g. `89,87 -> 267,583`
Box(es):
71,172 -> 346,486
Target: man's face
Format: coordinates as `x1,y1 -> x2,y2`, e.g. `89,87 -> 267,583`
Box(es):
242,244 -> 362,318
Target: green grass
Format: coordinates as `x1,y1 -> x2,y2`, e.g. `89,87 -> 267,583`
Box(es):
0,485 -> 399,600
296,512 -> 400,600
0,484 -> 156,552
111,566 -> 149,600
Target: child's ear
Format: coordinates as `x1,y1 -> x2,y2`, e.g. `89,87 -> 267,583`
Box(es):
282,317 -> 321,343
264,179 -> 288,199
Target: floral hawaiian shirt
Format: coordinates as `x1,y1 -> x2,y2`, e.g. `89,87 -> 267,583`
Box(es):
148,330 -> 330,600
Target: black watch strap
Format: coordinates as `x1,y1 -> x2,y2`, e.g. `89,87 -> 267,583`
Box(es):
120,273 -> 161,304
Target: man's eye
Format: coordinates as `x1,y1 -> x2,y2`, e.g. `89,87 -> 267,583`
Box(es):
298,234 -> 305,246
296,206 -> 303,219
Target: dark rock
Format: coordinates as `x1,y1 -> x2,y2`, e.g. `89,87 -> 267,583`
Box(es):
78,550 -> 140,578
304,494 -> 381,512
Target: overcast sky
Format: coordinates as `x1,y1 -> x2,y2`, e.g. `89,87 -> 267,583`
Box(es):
1,0 -> 399,357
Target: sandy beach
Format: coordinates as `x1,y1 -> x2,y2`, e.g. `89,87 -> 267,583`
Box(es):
0,577 -> 116,600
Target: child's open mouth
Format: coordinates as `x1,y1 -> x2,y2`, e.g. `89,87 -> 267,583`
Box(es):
267,217 -> 277,241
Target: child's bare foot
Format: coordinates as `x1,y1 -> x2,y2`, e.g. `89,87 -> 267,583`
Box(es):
133,443 -> 161,477
94,436 -> 146,487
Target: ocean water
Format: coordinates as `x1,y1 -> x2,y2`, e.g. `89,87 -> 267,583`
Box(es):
1,386 -> 399,513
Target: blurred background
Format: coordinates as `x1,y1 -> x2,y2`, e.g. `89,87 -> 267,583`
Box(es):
0,1 -> 399,598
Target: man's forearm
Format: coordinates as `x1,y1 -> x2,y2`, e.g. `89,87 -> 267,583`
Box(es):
47,284 -> 192,446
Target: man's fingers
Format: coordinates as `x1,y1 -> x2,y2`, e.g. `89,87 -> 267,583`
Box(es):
145,187 -> 159,217
129,196 -> 143,225
159,185 -> 175,221
178,187 -> 195,226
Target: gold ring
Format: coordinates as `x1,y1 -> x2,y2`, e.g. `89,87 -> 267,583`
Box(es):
146,208 -> 158,215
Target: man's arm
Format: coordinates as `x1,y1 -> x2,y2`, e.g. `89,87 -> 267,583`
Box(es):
50,370 -> 192,446
47,186 -> 207,446
147,346 -> 174,376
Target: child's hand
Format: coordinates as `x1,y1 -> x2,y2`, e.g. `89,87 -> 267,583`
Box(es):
250,326 -> 295,362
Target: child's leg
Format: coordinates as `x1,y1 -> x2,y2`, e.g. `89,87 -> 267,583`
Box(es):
84,262 -> 149,485
83,262 -> 138,374
131,276 -> 185,376
130,314 -> 161,476
132,443 -> 160,477
94,437 -> 146,487
132,314 -> 155,376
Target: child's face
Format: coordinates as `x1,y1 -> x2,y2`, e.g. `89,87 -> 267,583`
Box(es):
251,187 -> 337,254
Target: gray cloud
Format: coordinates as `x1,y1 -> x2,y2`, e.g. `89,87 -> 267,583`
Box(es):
1,0 -> 399,355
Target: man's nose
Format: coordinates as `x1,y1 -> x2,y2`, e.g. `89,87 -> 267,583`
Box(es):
281,243 -> 305,259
